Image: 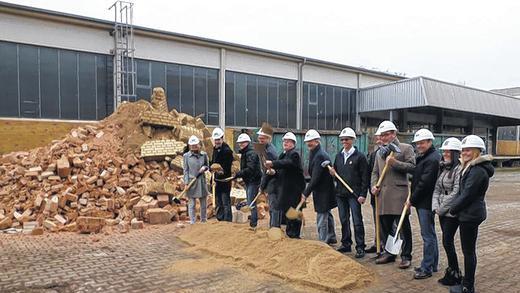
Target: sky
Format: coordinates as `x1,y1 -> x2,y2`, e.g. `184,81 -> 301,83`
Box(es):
5,0 -> 520,90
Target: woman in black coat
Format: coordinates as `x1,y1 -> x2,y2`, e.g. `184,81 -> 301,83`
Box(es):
449,135 -> 494,293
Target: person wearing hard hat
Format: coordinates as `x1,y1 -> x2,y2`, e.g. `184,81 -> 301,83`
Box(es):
182,135 -> 210,224
264,132 -> 306,238
329,127 -> 369,258
448,135 -> 494,293
432,137 -> 463,286
300,129 -> 338,244
366,134 -> 384,254
371,120 -> 415,268
408,129 -> 442,280
257,123 -> 279,228
210,128 -> 234,222
234,133 -> 262,229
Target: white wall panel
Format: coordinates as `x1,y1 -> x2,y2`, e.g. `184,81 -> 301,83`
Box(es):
302,64 -> 358,88
225,50 -> 298,80
359,73 -> 394,88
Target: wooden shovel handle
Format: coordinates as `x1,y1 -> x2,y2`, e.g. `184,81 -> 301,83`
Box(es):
375,191 -> 381,254
327,165 -> 354,194
394,182 -> 412,236
376,151 -> 394,188
248,191 -> 262,208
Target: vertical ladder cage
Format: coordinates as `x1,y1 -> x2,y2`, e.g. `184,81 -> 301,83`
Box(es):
109,0 -> 136,109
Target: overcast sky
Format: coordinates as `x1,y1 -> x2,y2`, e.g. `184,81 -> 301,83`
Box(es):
6,0 -> 520,90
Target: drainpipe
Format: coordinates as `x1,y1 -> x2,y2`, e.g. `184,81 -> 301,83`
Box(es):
296,58 -> 306,130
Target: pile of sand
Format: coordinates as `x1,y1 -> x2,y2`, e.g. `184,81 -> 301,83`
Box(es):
177,222 -> 375,291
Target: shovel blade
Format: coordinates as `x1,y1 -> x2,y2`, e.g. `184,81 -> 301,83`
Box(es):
268,227 -> 283,241
286,207 -> 299,220
385,235 -> 403,255
240,206 -> 252,213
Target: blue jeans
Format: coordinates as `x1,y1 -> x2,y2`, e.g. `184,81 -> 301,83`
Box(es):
336,195 -> 365,250
216,190 -> 232,222
188,196 -> 207,224
246,183 -> 259,227
417,208 -> 439,273
316,210 -> 337,243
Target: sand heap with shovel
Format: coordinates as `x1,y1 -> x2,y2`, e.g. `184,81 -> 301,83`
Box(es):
0,87 -> 243,234
177,221 -> 375,291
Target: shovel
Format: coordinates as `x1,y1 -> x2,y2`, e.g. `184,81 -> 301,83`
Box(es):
321,160 -> 355,194
240,191 -> 262,212
215,176 -> 235,183
176,171 -> 204,200
211,172 -> 218,217
286,199 -> 305,220
385,181 -> 412,255
268,227 -> 283,241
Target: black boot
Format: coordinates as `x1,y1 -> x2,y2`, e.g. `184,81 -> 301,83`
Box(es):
438,267 -> 462,286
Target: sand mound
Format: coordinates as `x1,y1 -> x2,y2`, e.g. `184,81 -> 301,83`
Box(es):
177,222 -> 375,291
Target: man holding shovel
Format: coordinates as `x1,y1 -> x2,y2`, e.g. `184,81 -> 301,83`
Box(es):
264,132 -> 306,238
371,120 -> 415,268
257,123 -> 280,228
329,127 -> 369,258
301,129 -> 338,244
409,129 -> 441,279
234,133 -> 262,229
210,128 -> 234,222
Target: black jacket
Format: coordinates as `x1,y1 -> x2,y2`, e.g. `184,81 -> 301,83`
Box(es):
450,155 -> 494,223
211,142 -> 234,193
410,146 -> 441,210
235,144 -> 262,185
260,143 -> 278,194
270,147 -> 306,211
303,144 -> 337,213
333,147 -> 369,198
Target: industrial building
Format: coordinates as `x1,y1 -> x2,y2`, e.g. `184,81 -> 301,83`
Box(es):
1,1 -> 520,159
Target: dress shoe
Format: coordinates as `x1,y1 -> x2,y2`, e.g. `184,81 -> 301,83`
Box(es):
327,239 -> 338,245
375,253 -> 395,264
414,269 -> 432,280
336,245 -> 352,253
355,249 -> 365,259
399,259 -> 411,269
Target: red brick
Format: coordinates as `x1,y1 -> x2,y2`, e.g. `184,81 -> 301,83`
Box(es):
147,208 -> 172,225
57,158 -> 71,177
76,216 -> 105,233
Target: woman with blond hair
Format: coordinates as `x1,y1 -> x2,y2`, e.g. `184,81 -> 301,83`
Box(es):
449,135 -> 494,293
432,138 -> 463,286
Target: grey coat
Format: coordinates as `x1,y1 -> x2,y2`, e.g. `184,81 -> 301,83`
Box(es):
183,151 -> 210,198
371,138 -> 416,215
432,163 -> 462,217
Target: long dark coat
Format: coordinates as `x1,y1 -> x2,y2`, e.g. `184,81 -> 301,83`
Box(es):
270,147 -> 306,211
211,142 -> 234,193
303,144 -> 337,213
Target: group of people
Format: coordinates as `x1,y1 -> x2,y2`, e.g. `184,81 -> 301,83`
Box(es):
181,120 -> 494,293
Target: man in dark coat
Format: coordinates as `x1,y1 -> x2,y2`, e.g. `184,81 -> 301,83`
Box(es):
330,127 -> 369,258
301,129 -> 337,244
365,134 -> 383,253
408,129 -> 442,279
265,132 -> 306,238
257,123 -> 279,228
234,133 -> 262,229
210,128 -> 234,222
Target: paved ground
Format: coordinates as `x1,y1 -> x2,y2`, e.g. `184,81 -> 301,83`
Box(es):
1,170 -> 519,293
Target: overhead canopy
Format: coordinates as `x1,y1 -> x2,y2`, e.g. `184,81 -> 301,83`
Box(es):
358,76 -> 520,121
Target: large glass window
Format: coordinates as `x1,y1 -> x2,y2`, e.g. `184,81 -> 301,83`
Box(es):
0,40 -> 113,120
302,82 -> 356,130
225,71 -> 297,128
137,59 -> 219,125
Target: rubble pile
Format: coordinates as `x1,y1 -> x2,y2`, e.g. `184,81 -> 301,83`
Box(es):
0,87 -> 243,234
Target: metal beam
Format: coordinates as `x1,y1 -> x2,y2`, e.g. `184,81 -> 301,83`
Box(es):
218,48 -> 226,129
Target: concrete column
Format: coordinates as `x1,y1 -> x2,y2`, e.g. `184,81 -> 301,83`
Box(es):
218,48 -> 226,129
296,61 -> 304,130
355,73 -> 361,131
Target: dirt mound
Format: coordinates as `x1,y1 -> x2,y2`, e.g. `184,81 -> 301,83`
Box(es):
177,222 -> 375,291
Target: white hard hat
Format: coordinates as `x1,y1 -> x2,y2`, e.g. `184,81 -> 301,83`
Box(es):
440,137 -> 462,151
212,127 -> 224,140
236,133 -> 251,143
188,135 -> 200,145
339,127 -> 356,139
412,128 -> 435,143
304,129 -> 321,142
282,132 -> 297,143
375,120 -> 397,135
461,135 -> 486,151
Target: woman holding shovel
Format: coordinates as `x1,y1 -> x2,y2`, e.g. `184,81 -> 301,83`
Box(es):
432,137 -> 463,286
448,135 -> 494,293
183,135 -> 210,224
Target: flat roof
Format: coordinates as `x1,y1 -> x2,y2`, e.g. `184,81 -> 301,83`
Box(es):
0,1 -> 403,80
